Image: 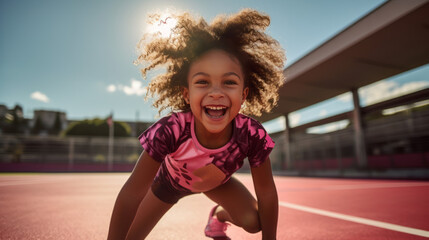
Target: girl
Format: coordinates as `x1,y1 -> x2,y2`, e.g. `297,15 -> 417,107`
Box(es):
107,9 -> 285,240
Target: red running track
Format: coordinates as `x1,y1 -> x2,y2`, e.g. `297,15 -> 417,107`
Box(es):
0,173 -> 428,240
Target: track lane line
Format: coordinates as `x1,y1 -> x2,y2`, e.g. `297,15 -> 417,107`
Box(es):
324,182 -> 429,190
279,201 -> 429,238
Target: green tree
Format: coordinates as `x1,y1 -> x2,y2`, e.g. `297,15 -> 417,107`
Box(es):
3,105 -> 26,134
49,112 -> 63,135
31,116 -> 45,135
64,118 -> 131,137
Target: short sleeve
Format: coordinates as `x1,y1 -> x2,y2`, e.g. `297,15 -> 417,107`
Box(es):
247,120 -> 275,168
138,115 -> 178,163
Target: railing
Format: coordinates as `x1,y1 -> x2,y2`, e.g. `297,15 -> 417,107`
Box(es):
0,135 -> 142,172
270,106 -> 429,172
1,106 -> 428,174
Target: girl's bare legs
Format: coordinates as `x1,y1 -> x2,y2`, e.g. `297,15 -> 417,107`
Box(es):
125,189 -> 173,240
204,176 -> 261,233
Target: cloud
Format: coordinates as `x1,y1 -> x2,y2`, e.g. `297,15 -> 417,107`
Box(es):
262,113 -> 302,133
107,79 -> 147,96
30,91 -> 50,103
307,120 -> 349,134
107,84 -> 116,92
360,80 -> 429,106
319,109 -> 328,117
262,116 -> 285,134
123,79 -> 147,96
335,80 -> 429,106
336,92 -> 352,102
289,112 -> 301,127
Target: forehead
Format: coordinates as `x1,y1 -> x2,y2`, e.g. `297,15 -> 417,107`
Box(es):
188,49 -> 243,77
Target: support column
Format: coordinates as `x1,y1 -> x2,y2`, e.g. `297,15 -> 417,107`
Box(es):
283,114 -> 292,170
351,89 -> 367,168
68,138 -> 74,172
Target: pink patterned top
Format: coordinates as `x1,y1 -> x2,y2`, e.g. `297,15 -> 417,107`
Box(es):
139,111 -> 274,193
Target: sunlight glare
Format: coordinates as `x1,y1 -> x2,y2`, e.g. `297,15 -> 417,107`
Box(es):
145,11 -> 178,38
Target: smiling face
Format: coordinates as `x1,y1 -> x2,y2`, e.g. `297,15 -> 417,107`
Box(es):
183,49 -> 249,145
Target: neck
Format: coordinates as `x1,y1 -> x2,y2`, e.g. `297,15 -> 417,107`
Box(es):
194,121 -> 233,149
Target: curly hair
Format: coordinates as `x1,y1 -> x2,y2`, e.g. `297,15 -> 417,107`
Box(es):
135,9 -> 286,116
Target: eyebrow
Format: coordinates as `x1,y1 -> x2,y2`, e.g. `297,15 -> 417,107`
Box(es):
191,72 -> 241,79
191,72 -> 210,79
223,72 -> 241,79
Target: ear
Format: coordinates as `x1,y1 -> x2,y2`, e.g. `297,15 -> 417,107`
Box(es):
241,87 -> 249,104
182,87 -> 190,104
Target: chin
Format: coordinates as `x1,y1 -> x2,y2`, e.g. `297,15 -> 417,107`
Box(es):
201,120 -> 228,134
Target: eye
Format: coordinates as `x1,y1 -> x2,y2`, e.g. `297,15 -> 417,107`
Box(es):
224,80 -> 238,86
195,79 -> 208,85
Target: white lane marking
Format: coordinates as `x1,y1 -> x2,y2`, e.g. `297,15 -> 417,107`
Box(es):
279,201 -> 429,238
324,182 -> 429,190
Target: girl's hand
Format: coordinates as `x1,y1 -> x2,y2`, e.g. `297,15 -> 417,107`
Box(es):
251,158 -> 279,240
107,151 -> 161,240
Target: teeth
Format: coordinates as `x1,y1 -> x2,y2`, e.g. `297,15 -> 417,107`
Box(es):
206,106 -> 226,110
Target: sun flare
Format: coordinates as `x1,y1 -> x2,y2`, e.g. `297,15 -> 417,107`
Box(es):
145,11 -> 178,38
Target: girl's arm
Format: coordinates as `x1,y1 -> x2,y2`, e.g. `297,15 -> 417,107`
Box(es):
107,151 -> 160,240
251,158 -> 278,240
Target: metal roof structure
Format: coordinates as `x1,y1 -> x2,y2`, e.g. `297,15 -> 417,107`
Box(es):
258,0 -> 429,123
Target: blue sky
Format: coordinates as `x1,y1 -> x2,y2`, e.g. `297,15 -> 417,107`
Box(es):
2,0 -> 426,128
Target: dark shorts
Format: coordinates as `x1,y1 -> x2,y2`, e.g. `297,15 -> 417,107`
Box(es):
151,166 -> 196,204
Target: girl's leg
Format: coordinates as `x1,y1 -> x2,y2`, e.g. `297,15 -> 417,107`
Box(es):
204,176 -> 261,233
125,189 -> 173,239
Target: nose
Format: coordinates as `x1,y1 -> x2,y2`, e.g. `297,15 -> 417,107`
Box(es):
208,86 -> 224,99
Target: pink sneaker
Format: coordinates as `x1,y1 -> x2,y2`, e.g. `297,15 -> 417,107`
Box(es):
204,205 -> 230,239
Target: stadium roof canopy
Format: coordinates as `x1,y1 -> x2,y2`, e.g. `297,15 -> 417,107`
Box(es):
258,0 -> 429,123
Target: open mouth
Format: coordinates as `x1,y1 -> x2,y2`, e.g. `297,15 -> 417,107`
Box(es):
204,105 -> 228,119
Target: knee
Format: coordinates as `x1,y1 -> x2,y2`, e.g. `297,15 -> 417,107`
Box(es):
240,211 -> 261,234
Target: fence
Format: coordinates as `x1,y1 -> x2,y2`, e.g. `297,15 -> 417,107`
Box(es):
269,105 -> 429,173
1,106 -> 428,174
0,135 -> 142,172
